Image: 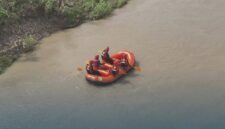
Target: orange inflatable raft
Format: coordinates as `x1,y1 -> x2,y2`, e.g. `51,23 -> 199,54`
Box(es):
85,51 -> 135,84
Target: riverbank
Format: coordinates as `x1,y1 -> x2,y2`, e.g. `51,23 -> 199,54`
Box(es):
0,0 -> 128,74
1,0 -> 225,128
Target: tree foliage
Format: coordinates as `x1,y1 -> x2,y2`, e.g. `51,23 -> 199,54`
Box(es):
0,0 -> 128,26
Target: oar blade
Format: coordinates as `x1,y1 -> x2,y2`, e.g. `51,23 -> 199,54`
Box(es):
77,67 -> 83,71
134,66 -> 142,72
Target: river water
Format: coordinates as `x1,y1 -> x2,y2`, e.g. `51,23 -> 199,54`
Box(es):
1,0 -> 225,129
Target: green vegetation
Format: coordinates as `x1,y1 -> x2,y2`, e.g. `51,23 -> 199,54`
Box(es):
83,0 -> 96,11
92,0 -> 112,19
0,0 -> 129,26
0,4 -> 9,25
0,0 -> 129,74
23,35 -> 38,52
0,35 -> 37,74
62,6 -> 83,25
42,0 -> 57,13
83,0 -> 112,19
115,0 -> 127,8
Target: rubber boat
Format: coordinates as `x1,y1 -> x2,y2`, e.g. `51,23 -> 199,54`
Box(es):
85,51 -> 135,84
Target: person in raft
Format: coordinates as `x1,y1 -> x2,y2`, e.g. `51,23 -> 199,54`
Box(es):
86,60 -> 100,75
101,47 -> 113,64
120,54 -> 129,70
93,55 -> 101,66
111,60 -> 120,75
92,55 -> 103,73
86,60 -> 94,74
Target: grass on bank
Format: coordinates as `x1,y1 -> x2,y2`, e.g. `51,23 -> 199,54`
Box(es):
0,0 -> 129,26
0,35 -> 37,74
22,35 -> 38,52
115,0 -> 128,8
91,0 -> 112,19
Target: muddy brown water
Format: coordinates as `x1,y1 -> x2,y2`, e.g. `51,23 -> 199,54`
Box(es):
1,0 -> 225,129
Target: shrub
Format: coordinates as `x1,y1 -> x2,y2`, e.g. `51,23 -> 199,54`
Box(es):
62,6 -> 83,25
91,0 -> 112,19
115,0 -> 127,8
0,6 -> 9,25
41,0 -> 58,14
83,0 -> 97,11
0,6 -> 8,17
23,35 -> 37,52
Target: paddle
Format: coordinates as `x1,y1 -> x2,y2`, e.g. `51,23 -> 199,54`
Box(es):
77,67 -> 83,71
134,65 -> 142,72
77,60 -> 90,71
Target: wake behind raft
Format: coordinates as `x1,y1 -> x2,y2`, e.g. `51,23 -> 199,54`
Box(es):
85,50 -> 136,84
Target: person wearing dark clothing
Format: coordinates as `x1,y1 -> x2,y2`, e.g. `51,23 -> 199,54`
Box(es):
101,47 -> 113,64
120,54 -> 129,70
86,60 -> 99,75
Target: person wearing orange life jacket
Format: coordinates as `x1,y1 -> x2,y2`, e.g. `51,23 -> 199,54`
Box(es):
101,47 -> 113,64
